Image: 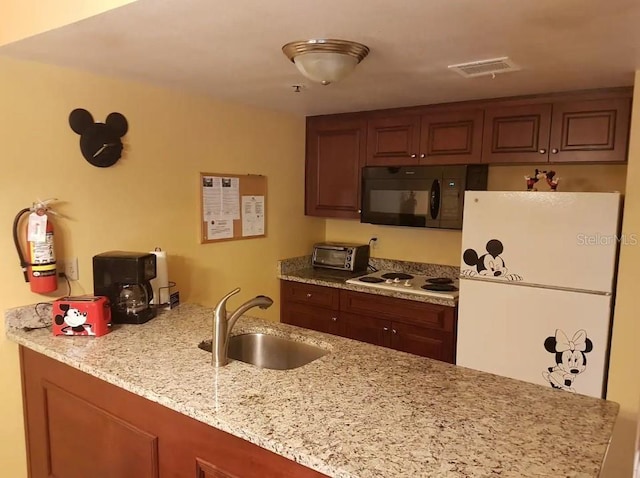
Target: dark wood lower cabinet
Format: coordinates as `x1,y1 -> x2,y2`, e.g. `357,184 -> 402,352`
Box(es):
391,322 -> 453,361
281,281 -> 457,364
342,312 -> 390,347
20,347 -> 327,478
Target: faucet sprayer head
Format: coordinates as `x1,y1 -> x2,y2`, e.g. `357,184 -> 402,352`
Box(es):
255,295 -> 274,309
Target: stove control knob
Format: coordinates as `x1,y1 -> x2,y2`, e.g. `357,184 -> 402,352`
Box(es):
393,278 -> 401,283
385,279 -> 393,284
404,280 -> 412,287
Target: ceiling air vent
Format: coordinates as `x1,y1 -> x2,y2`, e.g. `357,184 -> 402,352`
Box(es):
448,57 -> 520,78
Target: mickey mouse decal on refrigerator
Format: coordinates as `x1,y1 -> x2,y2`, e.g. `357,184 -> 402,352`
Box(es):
69,108 -> 128,167
461,239 -> 523,281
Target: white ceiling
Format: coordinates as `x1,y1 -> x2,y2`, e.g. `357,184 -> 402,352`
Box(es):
1,0 -> 639,116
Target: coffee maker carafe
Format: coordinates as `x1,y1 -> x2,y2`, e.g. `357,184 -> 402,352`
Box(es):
93,251 -> 157,324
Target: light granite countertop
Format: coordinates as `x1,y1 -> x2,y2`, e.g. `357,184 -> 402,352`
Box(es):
277,256 -> 460,307
6,303 -> 617,478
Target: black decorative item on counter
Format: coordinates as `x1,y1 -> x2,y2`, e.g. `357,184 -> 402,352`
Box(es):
69,108 -> 128,167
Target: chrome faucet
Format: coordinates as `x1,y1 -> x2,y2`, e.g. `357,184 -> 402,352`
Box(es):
212,288 -> 273,367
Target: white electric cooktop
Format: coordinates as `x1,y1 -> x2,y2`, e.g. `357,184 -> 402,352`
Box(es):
346,271 -> 459,299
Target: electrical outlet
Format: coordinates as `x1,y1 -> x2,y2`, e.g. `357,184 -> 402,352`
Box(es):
63,257 -> 79,281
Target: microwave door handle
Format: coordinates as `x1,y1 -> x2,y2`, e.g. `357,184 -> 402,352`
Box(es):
430,179 -> 441,220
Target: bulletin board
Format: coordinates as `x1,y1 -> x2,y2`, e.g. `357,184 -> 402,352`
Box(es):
200,172 -> 267,243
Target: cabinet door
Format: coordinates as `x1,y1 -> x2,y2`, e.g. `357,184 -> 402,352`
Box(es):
549,97 -> 631,163
419,109 -> 484,165
342,312 -> 391,347
366,115 -> 421,166
22,348 -> 327,478
26,379 -> 160,478
281,301 -> 344,336
391,322 -> 455,363
306,116 -> 366,219
482,103 -> 552,163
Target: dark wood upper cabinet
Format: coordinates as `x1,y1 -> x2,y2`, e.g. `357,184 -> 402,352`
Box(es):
482,94 -> 631,164
305,116 -> 366,219
366,115 -> 421,165
366,110 -> 484,166
548,97 -> 631,163
482,103 -> 553,163
418,109 -> 484,165
305,88 -> 632,218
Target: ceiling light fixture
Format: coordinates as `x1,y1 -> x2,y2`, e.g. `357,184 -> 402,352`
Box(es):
282,39 -> 370,86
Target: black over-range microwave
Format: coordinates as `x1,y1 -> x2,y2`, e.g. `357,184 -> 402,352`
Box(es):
360,165 -> 488,230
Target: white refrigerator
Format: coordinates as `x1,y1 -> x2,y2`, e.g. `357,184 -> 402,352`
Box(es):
457,191 -> 621,398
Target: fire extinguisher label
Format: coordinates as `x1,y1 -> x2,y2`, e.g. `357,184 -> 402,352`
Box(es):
27,213 -> 48,242
30,232 -> 56,265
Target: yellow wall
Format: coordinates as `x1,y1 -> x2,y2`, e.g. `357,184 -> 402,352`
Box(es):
600,71 -> 640,478
0,0 -> 136,46
0,57 -> 322,477
327,164 -> 628,265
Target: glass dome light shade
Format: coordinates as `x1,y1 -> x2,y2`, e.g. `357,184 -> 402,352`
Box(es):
282,39 -> 370,86
293,52 -> 359,85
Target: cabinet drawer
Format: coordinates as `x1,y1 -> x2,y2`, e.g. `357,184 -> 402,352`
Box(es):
281,281 -> 340,309
281,302 -> 344,336
340,290 -> 454,332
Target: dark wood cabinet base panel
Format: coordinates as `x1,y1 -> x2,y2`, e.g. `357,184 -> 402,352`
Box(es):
20,347 -> 327,478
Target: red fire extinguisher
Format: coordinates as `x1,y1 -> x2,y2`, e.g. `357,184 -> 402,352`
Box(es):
13,199 -> 59,294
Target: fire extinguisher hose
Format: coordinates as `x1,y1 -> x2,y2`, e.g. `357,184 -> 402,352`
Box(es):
13,208 -> 31,282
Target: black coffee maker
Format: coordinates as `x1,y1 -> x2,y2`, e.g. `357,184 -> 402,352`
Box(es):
93,251 -> 157,324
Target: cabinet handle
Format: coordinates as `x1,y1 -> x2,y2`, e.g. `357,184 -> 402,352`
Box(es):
331,317 -> 338,322
357,209 -> 362,214
392,329 -> 397,334
420,153 -> 426,159
410,154 -> 417,158
383,326 -> 389,331
306,293 -> 312,298
551,148 -> 559,154
538,149 -> 547,154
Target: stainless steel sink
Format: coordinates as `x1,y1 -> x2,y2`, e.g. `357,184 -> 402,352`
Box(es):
198,333 -> 329,370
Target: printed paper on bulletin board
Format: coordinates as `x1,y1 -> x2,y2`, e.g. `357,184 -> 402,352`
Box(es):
200,173 -> 267,243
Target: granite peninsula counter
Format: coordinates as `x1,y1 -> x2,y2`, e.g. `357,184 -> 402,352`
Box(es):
6,303 -> 617,478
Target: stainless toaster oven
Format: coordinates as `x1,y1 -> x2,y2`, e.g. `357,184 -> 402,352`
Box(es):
312,243 -> 370,272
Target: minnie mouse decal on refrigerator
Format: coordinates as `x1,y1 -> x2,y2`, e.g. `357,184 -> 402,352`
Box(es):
542,329 -> 593,393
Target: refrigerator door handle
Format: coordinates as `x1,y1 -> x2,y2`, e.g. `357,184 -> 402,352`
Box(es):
458,275 -> 612,296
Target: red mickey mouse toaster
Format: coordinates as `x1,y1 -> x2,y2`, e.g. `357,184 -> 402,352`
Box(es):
52,296 -> 112,337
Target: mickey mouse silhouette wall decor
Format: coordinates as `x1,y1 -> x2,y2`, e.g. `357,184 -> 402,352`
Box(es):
69,108 -> 128,167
